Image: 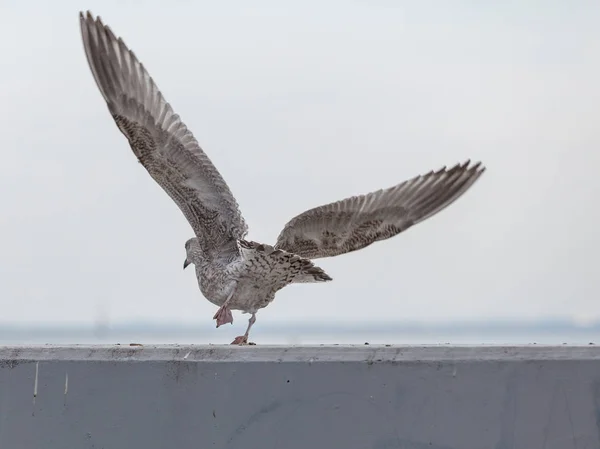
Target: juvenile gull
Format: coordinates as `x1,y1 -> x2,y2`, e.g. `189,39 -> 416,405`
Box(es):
79,11 -> 486,345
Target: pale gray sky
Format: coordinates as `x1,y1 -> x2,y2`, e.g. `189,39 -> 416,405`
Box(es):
0,1 -> 598,332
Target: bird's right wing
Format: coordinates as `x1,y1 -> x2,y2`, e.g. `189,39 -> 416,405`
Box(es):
274,161 -> 484,259
80,11 -> 248,256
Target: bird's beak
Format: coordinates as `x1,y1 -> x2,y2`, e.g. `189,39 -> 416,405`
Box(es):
183,258 -> 191,270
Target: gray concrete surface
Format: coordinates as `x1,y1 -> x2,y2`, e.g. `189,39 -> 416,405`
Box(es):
1,345 -> 599,449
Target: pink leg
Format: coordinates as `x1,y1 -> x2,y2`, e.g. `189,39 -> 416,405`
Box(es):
231,313 -> 257,345
213,290 -> 235,328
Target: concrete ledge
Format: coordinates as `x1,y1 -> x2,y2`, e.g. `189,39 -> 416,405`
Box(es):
1,345 -> 599,448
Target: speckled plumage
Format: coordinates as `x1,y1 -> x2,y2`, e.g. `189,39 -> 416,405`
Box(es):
186,238 -> 331,313
80,11 -> 485,344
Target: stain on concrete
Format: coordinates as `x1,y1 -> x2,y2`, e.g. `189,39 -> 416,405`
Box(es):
0,359 -> 21,369
494,371 -> 518,449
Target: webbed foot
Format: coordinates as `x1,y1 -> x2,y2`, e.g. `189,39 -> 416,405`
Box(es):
230,335 -> 256,345
213,305 -> 233,327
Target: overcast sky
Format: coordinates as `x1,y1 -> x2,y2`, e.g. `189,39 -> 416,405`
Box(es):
0,1 -> 598,334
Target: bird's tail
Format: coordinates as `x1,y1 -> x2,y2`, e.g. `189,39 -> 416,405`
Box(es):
237,239 -> 332,284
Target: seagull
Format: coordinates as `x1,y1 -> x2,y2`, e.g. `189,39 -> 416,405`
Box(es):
79,11 -> 485,345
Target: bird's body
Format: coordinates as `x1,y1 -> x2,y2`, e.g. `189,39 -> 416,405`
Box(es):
79,11 -> 486,344
190,239 -> 331,313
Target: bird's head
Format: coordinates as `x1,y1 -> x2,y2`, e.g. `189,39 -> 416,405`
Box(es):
183,237 -> 201,270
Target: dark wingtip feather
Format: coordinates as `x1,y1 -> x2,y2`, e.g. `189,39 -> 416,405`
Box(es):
307,267 -> 333,282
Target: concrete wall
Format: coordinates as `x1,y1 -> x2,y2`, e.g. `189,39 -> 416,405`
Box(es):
0,345 -> 599,449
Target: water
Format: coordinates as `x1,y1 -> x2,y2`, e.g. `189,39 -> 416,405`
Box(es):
1,320 -> 598,346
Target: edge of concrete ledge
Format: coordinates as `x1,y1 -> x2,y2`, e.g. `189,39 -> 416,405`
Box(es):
1,345 -> 600,364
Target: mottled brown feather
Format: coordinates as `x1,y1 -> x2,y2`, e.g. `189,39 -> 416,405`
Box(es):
275,161 -> 485,259
79,11 -> 247,259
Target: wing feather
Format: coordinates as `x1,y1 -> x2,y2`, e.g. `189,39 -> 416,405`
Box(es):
79,11 -> 247,256
274,160 -> 485,258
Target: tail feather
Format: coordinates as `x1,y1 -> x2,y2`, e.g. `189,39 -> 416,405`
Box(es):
237,239 -> 332,283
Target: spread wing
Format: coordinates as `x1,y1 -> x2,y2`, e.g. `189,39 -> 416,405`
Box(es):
274,160 -> 484,259
79,11 -> 248,257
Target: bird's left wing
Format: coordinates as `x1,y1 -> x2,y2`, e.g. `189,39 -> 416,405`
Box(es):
274,161 -> 484,259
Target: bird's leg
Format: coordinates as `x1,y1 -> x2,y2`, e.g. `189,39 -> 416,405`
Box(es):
231,313 -> 256,345
213,289 -> 235,328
